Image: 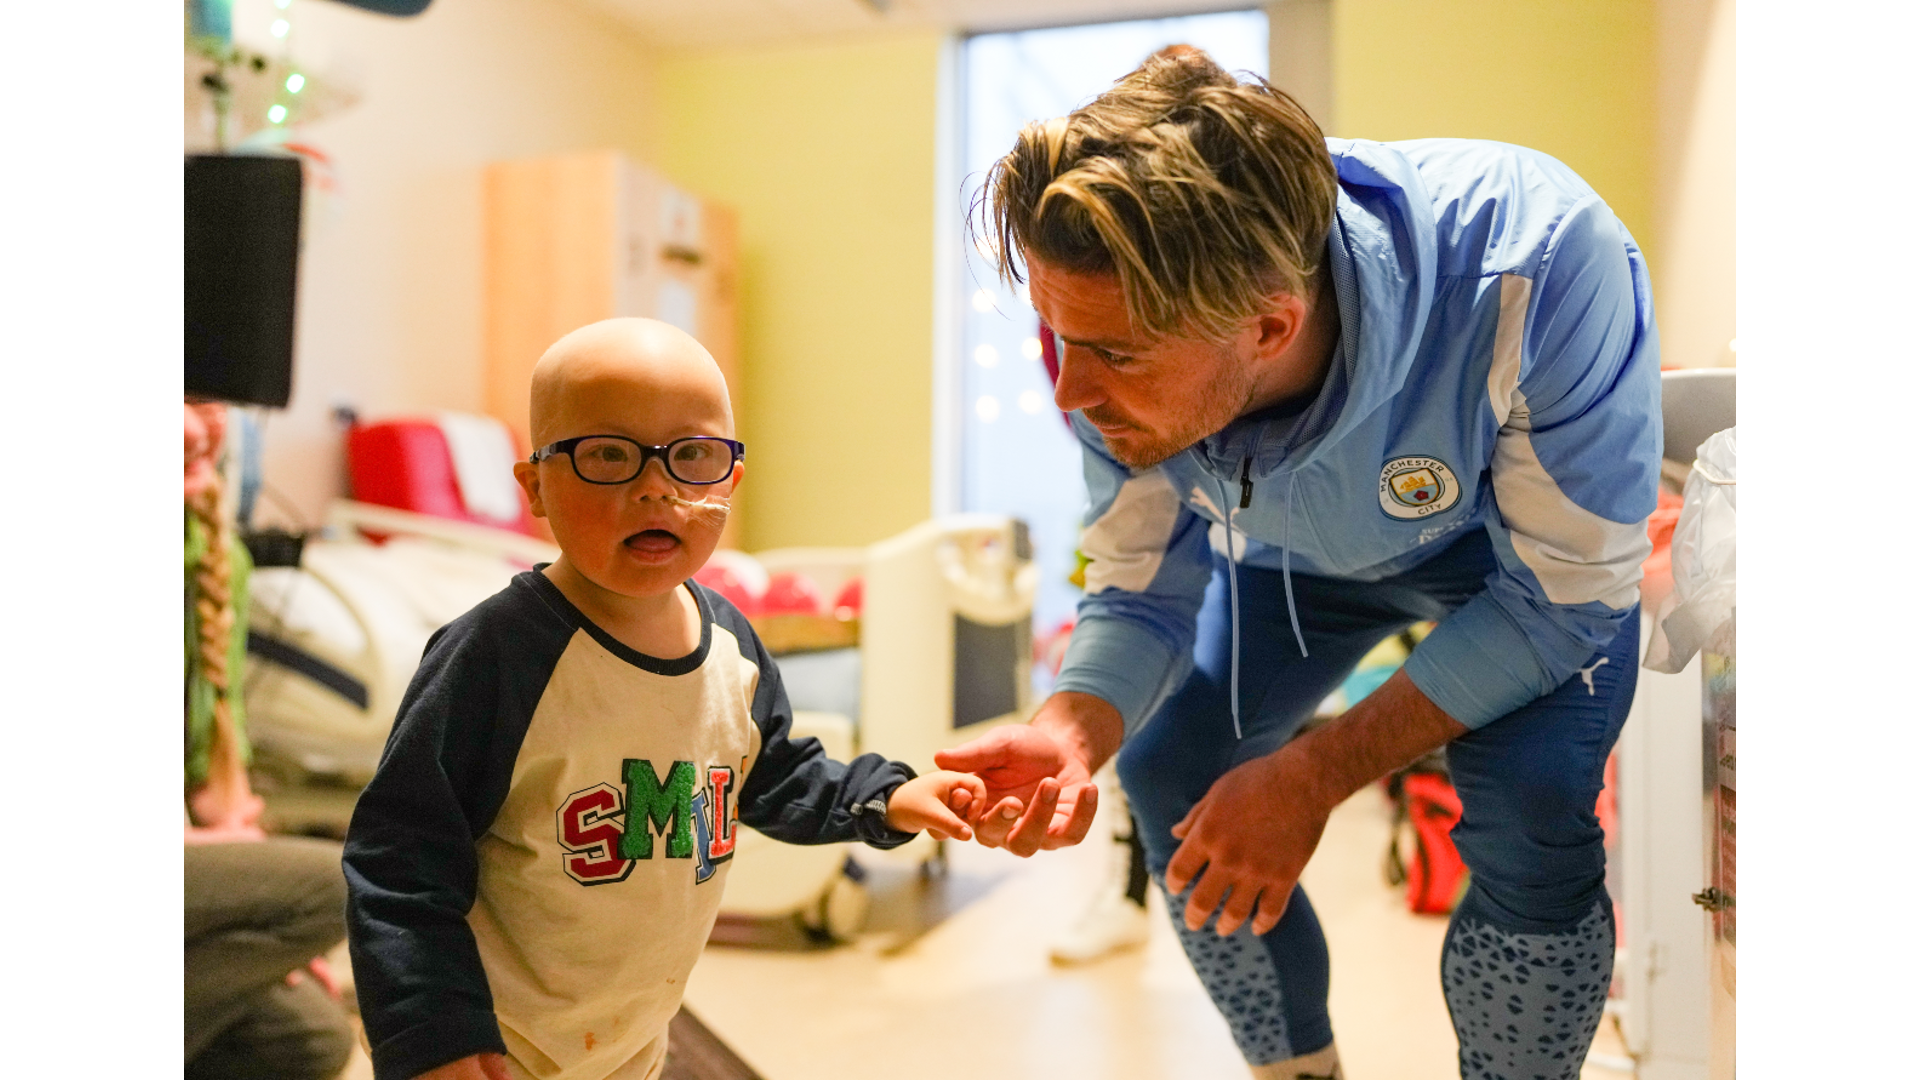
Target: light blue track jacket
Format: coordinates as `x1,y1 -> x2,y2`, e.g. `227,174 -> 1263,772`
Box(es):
1052,137 -> 1662,734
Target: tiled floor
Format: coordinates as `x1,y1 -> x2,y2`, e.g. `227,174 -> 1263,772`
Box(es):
331,785 -> 1632,1080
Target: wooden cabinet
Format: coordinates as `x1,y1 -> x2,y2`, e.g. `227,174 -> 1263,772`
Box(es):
482,150 -> 742,543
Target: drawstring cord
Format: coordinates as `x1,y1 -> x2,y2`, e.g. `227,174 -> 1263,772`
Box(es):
1281,473 -> 1309,660
1215,471 -> 1244,741
1215,459 -> 1311,743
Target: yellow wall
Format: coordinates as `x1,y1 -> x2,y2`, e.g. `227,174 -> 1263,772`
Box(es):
1332,0 -> 1658,260
1654,0 -> 1734,368
225,0 -> 661,527
656,33 -> 945,551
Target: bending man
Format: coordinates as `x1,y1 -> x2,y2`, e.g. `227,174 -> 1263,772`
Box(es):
938,49 -> 1658,1080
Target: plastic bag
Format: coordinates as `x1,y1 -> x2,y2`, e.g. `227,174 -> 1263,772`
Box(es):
1644,427 -> 1736,673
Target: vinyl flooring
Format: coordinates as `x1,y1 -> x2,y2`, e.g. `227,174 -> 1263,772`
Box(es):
329,786 -> 1633,1080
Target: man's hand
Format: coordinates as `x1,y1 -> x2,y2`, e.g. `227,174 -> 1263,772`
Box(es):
1165,741 -> 1335,937
1166,668 -> 1468,936
932,691 -> 1122,856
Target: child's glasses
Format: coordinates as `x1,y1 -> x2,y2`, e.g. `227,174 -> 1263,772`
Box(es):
530,435 -> 744,486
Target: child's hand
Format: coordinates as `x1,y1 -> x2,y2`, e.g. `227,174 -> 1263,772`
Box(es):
885,771 -> 1022,841
414,1052 -> 511,1080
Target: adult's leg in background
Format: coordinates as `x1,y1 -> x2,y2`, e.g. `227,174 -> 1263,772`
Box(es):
1440,611 -> 1640,1080
185,835 -> 353,1078
1049,766 -> 1153,965
186,974 -> 354,1080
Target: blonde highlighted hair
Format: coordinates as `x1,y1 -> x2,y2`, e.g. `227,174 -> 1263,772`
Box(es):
976,46 -> 1337,342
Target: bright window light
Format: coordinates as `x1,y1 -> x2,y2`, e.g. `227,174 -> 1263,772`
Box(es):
270,19 -> 290,37
952,9 -> 1269,652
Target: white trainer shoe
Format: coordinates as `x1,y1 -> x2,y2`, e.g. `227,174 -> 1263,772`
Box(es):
1049,889 -> 1151,964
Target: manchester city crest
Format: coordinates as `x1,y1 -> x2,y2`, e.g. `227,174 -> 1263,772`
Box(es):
1378,456 -> 1462,519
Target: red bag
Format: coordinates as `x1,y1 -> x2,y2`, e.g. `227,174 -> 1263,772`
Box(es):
1384,763 -> 1468,914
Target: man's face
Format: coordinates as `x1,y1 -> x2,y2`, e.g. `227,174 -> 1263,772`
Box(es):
1028,259 -> 1263,470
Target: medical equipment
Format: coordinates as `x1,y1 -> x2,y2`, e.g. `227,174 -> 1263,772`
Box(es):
705,515 -> 1040,936
1615,366 -> 1736,1078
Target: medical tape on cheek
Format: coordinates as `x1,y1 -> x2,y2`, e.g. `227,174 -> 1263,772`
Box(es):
662,493 -> 733,517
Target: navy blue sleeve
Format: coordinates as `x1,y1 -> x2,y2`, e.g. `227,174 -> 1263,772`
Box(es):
342,578 -> 570,1080
706,591 -> 918,849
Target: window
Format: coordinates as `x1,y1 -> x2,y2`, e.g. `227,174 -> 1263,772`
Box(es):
949,11 -> 1269,689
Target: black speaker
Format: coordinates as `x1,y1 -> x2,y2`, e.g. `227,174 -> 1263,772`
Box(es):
185,154 -> 303,408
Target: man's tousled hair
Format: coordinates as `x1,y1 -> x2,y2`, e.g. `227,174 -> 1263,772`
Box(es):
976,46 -> 1337,342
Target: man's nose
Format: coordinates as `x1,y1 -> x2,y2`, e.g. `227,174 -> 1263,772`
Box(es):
1052,345 -> 1104,413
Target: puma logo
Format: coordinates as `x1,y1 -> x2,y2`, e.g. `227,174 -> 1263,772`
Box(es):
1577,657 -> 1609,695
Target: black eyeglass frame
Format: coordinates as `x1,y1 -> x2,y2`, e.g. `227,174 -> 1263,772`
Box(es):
528,435 -> 745,486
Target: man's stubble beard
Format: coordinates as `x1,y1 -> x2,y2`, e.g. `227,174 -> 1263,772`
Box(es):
1093,346 -> 1261,471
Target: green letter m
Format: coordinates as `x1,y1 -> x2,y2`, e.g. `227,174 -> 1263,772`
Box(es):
620,759 -> 697,860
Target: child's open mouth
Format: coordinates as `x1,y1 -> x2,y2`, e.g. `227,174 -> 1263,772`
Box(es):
624,529 -> 681,554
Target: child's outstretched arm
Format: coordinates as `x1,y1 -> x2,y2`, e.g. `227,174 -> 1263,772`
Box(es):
884,771 -> 1023,842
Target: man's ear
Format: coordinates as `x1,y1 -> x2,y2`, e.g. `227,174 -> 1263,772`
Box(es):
513,460 -> 547,518
1251,290 -> 1311,363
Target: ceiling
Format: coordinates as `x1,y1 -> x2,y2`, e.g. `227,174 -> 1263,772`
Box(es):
577,0 -> 1262,51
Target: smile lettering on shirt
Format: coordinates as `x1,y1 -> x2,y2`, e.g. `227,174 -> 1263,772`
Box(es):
555,760 -> 739,886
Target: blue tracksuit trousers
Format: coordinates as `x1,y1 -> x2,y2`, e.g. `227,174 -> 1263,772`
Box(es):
1114,529 -> 1637,1080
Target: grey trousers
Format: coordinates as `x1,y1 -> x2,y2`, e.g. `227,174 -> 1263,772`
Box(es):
185,836 -> 353,1080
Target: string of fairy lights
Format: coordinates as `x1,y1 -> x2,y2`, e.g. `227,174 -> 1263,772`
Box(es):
265,0 -> 301,127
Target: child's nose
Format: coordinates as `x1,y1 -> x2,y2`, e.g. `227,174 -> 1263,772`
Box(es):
631,455 -> 679,497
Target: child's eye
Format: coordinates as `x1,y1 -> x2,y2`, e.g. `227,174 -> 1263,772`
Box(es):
673,443 -> 712,463
585,442 -> 632,464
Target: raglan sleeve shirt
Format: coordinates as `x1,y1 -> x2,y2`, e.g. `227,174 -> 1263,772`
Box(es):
343,577 -> 916,1080
712,598 -> 918,847
342,607 -> 528,1079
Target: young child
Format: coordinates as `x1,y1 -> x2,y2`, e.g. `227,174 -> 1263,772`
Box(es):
344,318 -> 1007,1080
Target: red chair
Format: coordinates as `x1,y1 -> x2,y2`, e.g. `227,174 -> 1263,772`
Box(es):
345,417 -> 538,536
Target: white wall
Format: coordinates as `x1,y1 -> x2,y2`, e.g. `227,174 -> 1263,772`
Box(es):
218,0 -> 660,526
1655,0 -> 1734,369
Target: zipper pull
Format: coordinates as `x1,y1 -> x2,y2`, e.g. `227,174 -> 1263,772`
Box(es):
1238,456 -> 1254,509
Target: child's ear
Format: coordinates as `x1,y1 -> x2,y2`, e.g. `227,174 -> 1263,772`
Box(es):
726,460 -> 745,492
513,460 -> 547,518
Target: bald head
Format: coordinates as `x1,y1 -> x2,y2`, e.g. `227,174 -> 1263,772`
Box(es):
529,318 -> 733,449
